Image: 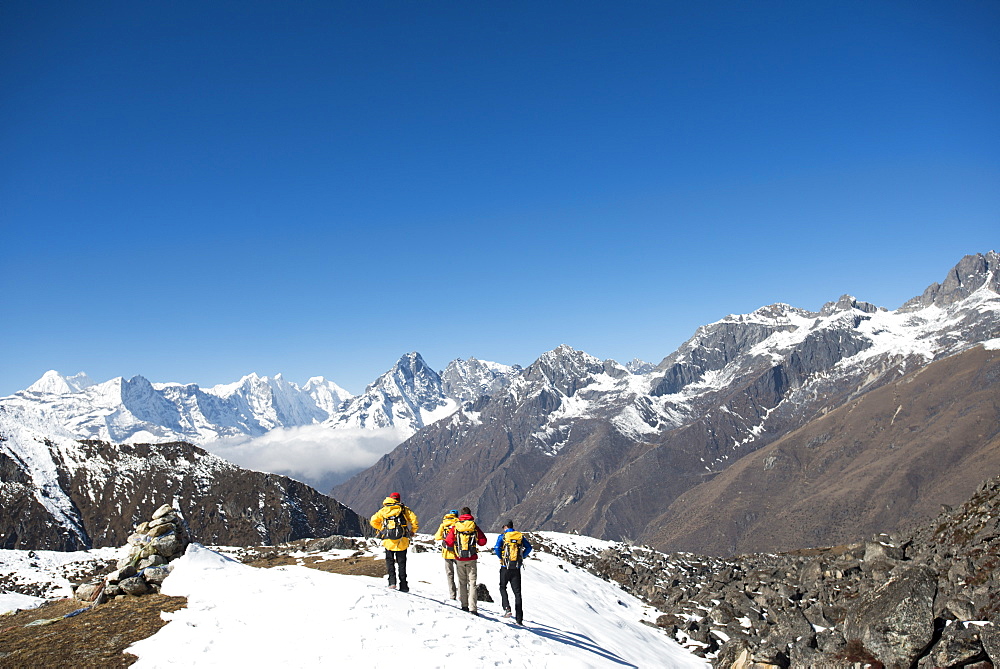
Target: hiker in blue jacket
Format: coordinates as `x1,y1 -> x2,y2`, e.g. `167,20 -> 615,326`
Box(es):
493,519 -> 532,625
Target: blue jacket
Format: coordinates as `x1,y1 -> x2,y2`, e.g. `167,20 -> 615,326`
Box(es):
493,528 -> 532,567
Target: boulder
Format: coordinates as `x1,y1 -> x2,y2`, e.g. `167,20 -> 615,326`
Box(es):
979,621 -> 1000,664
148,522 -> 177,538
105,565 -> 137,584
476,583 -> 493,602
151,532 -> 186,559
944,596 -> 977,621
142,566 -> 171,586
917,622 -> 987,668
151,504 -> 175,520
119,576 -> 151,596
149,515 -> 177,529
137,554 -> 167,570
306,535 -> 357,552
75,581 -> 103,602
844,566 -> 937,668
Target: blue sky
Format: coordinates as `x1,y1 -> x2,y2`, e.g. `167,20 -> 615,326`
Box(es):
2,1 -> 998,396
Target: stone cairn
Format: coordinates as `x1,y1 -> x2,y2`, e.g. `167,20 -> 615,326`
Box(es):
75,504 -> 190,603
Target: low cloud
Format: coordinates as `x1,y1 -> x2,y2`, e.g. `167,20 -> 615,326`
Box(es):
202,424 -> 410,493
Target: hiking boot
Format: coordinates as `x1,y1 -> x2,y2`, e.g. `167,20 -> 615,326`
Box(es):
470,611 -> 479,616
461,607 -> 469,612
502,610 -> 512,618
398,586 -> 409,592
388,584 -> 397,590
516,619 -> 523,625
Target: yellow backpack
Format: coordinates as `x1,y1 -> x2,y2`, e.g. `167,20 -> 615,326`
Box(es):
453,519 -> 479,558
501,531 -> 523,567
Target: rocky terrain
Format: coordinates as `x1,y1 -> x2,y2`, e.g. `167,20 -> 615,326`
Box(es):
536,472 -> 1000,668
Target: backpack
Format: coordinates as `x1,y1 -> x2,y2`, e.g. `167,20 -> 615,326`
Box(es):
380,505 -> 410,541
501,531 -> 523,568
453,520 -> 479,559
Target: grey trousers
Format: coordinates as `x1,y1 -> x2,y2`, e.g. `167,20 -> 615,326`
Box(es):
443,558 -> 457,598
455,560 -> 478,612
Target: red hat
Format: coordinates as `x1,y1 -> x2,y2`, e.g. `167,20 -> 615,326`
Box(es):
389,492 -> 401,499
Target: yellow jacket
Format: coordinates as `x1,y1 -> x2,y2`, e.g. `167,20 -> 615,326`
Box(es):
370,498 -> 419,551
434,513 -> 459,559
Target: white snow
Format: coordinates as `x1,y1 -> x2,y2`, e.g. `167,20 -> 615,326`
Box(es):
127,542 -> 707,668
0,546 -> 123,604
0,592 -> 46,614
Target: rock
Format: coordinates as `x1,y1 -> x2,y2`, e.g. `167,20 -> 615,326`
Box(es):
151,504 -> 175,520
137,555 -> 167,570
149,515 -> 176,529
305,535 -> 356,552
135,522 -> 150,534
980,621 -> 1000,664
864,537 -> 905,563
945,596 -> 977,621
105,565 -> 137,584
150,533 -> 186,559
148,522 -> 177,538
475,583 -> 493,602
142,566 -> 171,586
127,533 -> 149,546
75,581 -> 103,602
119,576 -> 151,596
656,613 -> 683,629
916,622 -> 987,668
844,566 -> 937,668
815,627 -> 846,655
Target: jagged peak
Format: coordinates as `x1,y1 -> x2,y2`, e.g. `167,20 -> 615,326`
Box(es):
361,352 -> 440,394
625,359 -> 655,375
900,251 -> 1000,312
701,304 -> 811,333
819,294 -> 883,316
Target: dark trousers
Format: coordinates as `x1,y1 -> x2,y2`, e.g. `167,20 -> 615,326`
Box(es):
499,566 -> 523,623
385,549 -> 408,590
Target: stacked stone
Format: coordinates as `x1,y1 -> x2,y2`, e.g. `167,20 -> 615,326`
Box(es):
75,504 -> 190,603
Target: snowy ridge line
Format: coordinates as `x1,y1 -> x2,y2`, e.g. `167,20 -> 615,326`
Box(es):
0,533 -> 707,667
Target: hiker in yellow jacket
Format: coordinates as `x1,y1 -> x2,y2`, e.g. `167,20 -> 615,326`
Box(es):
443,507 -> 488,616
433,509 -> 460,600
370,492 -> 419,592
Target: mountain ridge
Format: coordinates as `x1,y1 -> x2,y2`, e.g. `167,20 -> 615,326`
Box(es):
333,252 -> 1000,554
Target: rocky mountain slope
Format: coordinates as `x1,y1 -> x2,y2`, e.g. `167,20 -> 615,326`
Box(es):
648,344 -> 1000,555
542,470 -> 1000,667
0,405 -> 367,550
334,252 -> 1000,553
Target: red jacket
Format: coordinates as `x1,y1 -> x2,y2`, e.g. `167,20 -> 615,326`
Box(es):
444,514 -> 488,561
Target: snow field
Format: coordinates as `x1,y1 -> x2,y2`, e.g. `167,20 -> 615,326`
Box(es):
128,541 -> 707,668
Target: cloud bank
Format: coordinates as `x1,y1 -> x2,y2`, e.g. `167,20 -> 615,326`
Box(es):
202,424 -> 410,494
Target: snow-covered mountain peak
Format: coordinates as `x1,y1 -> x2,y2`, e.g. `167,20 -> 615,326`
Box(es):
330,352 -> 457,433
366,352 -> 440,401
719,303 -> 813,326
625,358 -> 655,375
26,371 -> 95,395
440,356 -> 521,404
